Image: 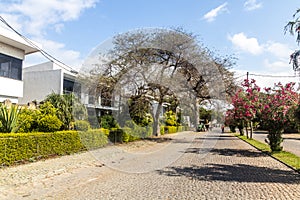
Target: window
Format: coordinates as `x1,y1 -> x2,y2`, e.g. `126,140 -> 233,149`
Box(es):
63,78 -> 81,97
0,53 -> 22,80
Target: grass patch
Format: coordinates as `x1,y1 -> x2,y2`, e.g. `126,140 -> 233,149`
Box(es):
236,134 -> 300,172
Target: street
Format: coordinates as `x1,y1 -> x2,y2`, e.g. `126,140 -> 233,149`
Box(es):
0,130 -> 299,199
252,131 -> 300,157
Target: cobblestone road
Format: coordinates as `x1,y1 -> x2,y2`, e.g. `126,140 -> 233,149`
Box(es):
1,130 -> 299,199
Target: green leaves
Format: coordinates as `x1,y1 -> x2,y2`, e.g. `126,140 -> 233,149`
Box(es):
0,104 -> 21,133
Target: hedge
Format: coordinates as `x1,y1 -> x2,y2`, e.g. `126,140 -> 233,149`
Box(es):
0,129 -> 108,166
108,126 -> 152,143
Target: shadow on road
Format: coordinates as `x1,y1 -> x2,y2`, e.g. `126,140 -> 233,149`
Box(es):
157,164 -> 300,184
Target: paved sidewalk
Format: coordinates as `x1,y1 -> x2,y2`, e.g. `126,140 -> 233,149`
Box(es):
0,130 -> 299,199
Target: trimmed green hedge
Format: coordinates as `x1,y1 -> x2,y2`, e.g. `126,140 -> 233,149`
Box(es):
108,126 -> 152,143
0,129 -> 108,166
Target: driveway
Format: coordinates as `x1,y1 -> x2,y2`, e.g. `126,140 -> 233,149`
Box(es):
0,130 -> 299,199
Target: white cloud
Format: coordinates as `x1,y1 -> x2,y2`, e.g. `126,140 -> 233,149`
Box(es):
229,33 -> 294,58
228,32 -> 263,55
265,42 -> 294,59
1,0 -> 98,36
0,0 -> 98,68
244,0 -> 262,11
203,2 -> 228,22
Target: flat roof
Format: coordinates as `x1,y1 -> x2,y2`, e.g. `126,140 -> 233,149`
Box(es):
0,28 -> 39,55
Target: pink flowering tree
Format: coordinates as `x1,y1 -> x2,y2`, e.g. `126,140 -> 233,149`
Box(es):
260,82 -> 298,151
228,79 -> 261,137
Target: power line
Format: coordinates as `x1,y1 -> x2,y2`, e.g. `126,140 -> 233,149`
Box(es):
249,73 -> 298,78
0,15 -> 78,74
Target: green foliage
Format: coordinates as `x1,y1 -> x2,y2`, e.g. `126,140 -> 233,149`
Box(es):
37,115 -> 62,132
108,120 -> 152,143
128,96 -> 152,127
0,130 -> 108,166
74,120 -> 90,131
79,129 -> 108,150
164,126 -> 177,134
0,104 -> 21,133
37,102 -> 62,132
160,126 -> 165,135
44,93 -> 87,130
229,125 -> 236,133
199,107 -> 212,122
16,108 -> 37,133
99,128 -> 110,136
100,115 -> 118,129
164,111 -> 177,126
108,128 -> 125,143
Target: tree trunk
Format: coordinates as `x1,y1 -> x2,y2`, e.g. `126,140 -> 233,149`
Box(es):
152,102 -> 163,136
250,121 -> 253,139
245,122 -> 249,138
192,98 -> 199,131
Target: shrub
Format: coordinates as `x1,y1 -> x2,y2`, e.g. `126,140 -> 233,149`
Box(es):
160,126 -> 165,135
37,102 -> 63,132
74,120 -> 90,131
37,115 -> 62,132
100,115 -> 118,129
0,104 -> 21,133
0,130 -> 108,166
99,128 -> 110,136
16,108 -> 38,133
108,128 -> 124,143
164,126 -> 177,134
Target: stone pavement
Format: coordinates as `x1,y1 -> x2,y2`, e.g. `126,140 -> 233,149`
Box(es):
0,130 -> 299,199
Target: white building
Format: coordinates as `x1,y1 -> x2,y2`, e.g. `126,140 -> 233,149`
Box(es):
19,61 -> 79,104
0,31 -> 39,104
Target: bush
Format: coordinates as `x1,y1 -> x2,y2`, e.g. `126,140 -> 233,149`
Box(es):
0,130 -> 108,166
100,115 -> 118,129
160,126 -> 165,135
74,120 -> 90,131
16,108 -> 37,133
108,128 -> 124,143
99,128 -> 110,136
229,125 -> 236,133
37,102 -> 63,132
164,126 -> 177,134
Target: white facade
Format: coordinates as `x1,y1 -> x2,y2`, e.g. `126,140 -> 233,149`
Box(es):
0,31 -> 39,104
19,61 -> 78,104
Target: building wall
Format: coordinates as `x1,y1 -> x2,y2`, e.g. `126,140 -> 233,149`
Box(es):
0,42 -> 24,60
0,76 -> 23,104
0,42 -> 25,104
19,69 -> 63,104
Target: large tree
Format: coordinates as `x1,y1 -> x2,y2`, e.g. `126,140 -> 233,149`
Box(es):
82,28 -> 236,135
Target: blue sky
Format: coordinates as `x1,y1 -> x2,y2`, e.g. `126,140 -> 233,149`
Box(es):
1,0 -> 300,87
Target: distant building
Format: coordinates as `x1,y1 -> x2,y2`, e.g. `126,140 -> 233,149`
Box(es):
19,61 -> 79,104
0,30 -> 39,103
